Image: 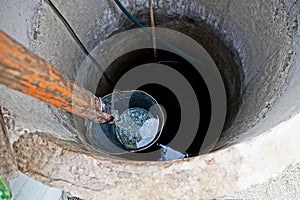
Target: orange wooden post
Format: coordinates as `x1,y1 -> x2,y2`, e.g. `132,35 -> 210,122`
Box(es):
0,31 -> 113,124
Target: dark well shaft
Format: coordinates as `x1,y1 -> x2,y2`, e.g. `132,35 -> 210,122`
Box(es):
0,31 -> 112,124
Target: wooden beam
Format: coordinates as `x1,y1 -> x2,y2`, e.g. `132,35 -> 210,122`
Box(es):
0,31 -> 113,124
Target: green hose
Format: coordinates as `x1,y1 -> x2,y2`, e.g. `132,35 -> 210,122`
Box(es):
114,0 -> 145,30
0,176 -> 10,200
113,0 -> 204,65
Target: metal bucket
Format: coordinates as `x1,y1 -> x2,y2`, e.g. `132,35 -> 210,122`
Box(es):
85,90 -> 165,154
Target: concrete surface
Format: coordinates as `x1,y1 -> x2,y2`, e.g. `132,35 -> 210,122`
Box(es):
0,107 -> 18,181
0,0 -> 78,144
10,173 -> 63,200
1,0 -> 300,199
218,163 -> 300,199
1,0 -> 297,150
11,112 -> 300,199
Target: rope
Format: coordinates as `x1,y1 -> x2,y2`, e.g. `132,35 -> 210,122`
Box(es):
149,0 -> 157,61
113,0 -> 205,66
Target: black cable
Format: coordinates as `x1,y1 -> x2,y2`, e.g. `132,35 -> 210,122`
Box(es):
45,0 -> 114,87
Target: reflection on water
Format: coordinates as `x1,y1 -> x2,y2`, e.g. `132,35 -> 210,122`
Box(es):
116,107 -> 159,150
